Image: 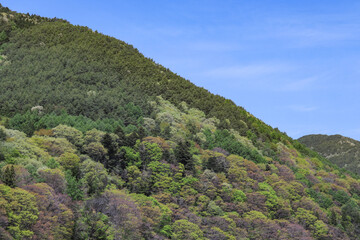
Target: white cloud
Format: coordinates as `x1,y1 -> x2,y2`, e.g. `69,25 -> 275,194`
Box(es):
247,13 -> 360,47
203,63 -> 295,79
279,76 -> 317,92
186,41 -> 242,52
288,105 -> 318,112
278,25 -> 360,47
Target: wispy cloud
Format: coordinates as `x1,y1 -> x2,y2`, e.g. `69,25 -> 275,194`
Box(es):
186,41 -> 242,52
131,25 -> 200,39
278,25 -> 360,47
279,76 -> 317,92
247,13 -> 360,48
203,63 -> 295,79
288,105 -> 318,112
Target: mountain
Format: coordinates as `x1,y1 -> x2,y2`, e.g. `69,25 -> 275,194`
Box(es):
299,134 -> 360,175
0,4 -> 360,240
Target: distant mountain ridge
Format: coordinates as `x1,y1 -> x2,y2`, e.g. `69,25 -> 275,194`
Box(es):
298,134 -> 360,175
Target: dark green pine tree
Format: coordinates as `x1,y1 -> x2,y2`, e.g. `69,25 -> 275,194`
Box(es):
115,126 -> 126,146
175,141 -> 194,171
330,209 -> 337,225
101,133 -> 117,161
137,126 -> 146,140
111,148 -> 128,174
0,151 -> 5,162
125,132 -> 139,147
0,128 -> 6,141
153,120 -> 161,137
2,165 -> 15,188
161,125 -> 171,139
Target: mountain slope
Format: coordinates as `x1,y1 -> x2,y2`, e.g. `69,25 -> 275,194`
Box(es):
299,134 -> 360,175
0,4 -> 292,157
0,4 -> 360,240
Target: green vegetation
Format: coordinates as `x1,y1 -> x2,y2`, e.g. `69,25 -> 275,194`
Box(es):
299,134 -> 360,175
0,4 -> 359,239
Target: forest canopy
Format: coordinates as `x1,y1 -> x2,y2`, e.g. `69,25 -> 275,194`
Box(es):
0,4 -> 359,240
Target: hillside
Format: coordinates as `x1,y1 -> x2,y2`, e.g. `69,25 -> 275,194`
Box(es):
299,134 -> 360,175
0,4 -> 360,240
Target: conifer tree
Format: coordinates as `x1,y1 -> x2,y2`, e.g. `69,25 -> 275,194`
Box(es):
115,126 -> 126,146
175,141 -> 194,171
125,132 -> 139,147
0,128 -> 6,141
137,126 -> 146,140
101,133 -> 117,160
330,209 -> 337,225
2,165 -> 15,188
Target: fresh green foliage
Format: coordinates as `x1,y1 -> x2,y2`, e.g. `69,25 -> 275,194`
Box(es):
203,129 -> 266,163
0,4 -> 359,240
65,170 -> 84,200
80,159 -> 109,196
0,184 -> 39,239
8,111 -> 127,135
172,219 -> 206,240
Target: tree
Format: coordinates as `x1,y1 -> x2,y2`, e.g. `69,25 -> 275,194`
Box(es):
295,208 -> 329,239
52,124 -> 84,147
126,165 -> 150,194
101,133 -> 118,168
139,141 -> 163,168
341,198 -> 360,225
65,170 -> 84,200
115,126 -> 126,146
84,129 -> 106,145
329,208 -> 338,225
206,201 -> 224,216
12,165 -> 32,187
38,168 -> 66,193
137,126 -> 146,140
113,146 -> 141,171
2,165 -> 15,188
172,219 -> 206,240
0,184 -> 39,239
83,142 -> 108,163
232,189 -> 246,203
0,30 -> 8,44
205,153 -> 229,173
8,111 -> 41,136
74,208 -> 115,240
23,183 -> 74,239
58,152 -> 81,177
45,157 -> 60,169
125,132 -> 139,147
175,141 -> 194,171
86,189 -> 143,239
0,128 -> 6,141
81,159 -> 109,196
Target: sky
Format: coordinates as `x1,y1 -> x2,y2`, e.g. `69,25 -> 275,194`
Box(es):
2,0 -> 360,140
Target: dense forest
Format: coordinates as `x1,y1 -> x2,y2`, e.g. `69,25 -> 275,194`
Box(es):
0,4 -> 360,240
299,134 -> 360,175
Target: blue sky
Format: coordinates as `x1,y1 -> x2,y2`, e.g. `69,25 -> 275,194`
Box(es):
2,0 -> 360,140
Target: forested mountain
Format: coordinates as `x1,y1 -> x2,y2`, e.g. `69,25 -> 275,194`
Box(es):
0,4 -> 360,240
299,134 -> 360,175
